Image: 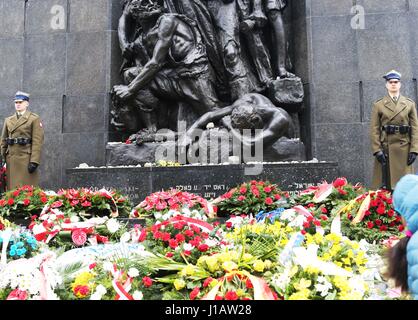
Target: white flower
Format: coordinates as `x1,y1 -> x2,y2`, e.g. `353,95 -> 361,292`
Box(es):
90,284 -> 107,300
128,268 -> 139,278
183,243 -> 194,251
96,284 -> 107,295
120,232 -> 131,243
315,280 -> 333,297
133,291 -> 143,300
106,218 -> 120,233
204,239 -> 218,247
70,216 -> 80,223
154,212 -> 162,220
103,261 -> 113,272
161,214 -> 170,221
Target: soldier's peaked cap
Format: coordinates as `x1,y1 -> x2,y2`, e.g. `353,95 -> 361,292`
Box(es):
383,70 -> 402,81
14,91 -> 30,101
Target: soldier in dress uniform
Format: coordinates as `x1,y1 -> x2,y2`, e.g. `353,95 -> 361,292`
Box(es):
0,91 -> 45,190
370,70 -> 418,190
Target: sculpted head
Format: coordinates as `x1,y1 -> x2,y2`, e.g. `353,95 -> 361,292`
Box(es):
230,103 -> 263,130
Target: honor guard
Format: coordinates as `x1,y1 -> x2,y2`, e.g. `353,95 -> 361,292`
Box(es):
0,91 -> 45,190
370,70 -> 418,190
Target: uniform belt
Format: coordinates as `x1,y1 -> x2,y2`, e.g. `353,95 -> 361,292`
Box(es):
382,125 -> 411,134
5,137 -> 32,145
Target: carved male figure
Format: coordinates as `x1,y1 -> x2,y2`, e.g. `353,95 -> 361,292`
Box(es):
112,0 -> 223,131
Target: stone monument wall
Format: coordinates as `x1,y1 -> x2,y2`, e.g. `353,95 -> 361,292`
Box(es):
2,0 -> 418,190
0,0 -> 122,189
292,0 -> 418,187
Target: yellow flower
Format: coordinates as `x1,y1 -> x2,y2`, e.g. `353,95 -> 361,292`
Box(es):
314,233 -> 323,244
253,260 -> 265,272
264,260 -> 273,270
335,262 -> 343,267
290,266 -> 299,277
305,266 -> 320,274
222,261 -> 238,272
236,289 -> 246,297
206,255 -> 219,272
173,279 -> 186,290
322,253 -> 331,261
181,264 -> 195,276
344,267 -> 353,272
294,278 -> 312,291
346,250 -> 354,259
243,253 -> 254,262
358,266 -> 366,274
288,289 -> 311,300
209,278 -> 218,288
342,257 -> 351,265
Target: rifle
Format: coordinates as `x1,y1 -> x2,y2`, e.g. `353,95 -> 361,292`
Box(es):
381,156 -> 389,190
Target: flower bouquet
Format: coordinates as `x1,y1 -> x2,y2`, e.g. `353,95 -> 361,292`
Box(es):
0,186 -> 49,220
270,233 -> 370,300
46,188 -> 132,218
0,227 -> 40,261
137,215 -> 223,265
338,190 -> 405,242
29,205 -> 128,251
0,251 -> 61,300
131,189 -> 215,219
214,181 -> 290,217
290,178 -> 365,216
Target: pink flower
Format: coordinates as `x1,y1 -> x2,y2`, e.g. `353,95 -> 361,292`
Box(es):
81,201 -> 91,207
238,195 -> 246,201
142,277 -> 153,287
72,229 -> 87,246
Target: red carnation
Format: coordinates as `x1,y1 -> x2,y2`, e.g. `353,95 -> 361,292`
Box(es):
388,210 -> 395,217
225,221 -> 233,229
274,194 -> 282,200
375,219 -> 382,226
138,229 -> 147,242
162,232 -> 171,242
320,215 -> 328,221
175,233 -> 185,243
265,197 -> 273,205
89,263 -> 97,270
165,252 -> 174,258
190,287 -> 200,300
169,239 -> 178,249
377,206 -> 386,215
366,221 -> 374,229
198,244 -> 209,252
333,177 -> 347,188
321,207 -> 328,214
215,295 -> 223,300
203,277 -> 214,288
245,278 -> 253,289
184,229 -> 194,237
224,291 -> 239,300
380,225 -> 388,231
264,187 -> 272,193
239,187 -> 247,194
142,277 -> 153,288
7,198 -> 14,205
238,195 -> 246,201
23,199 -> 30,206
398,225 -> 405,232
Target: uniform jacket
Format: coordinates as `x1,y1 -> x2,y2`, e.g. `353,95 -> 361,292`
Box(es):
393,174 -> 418,299
370,94 -> 418,189
0,111 -> 44,190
